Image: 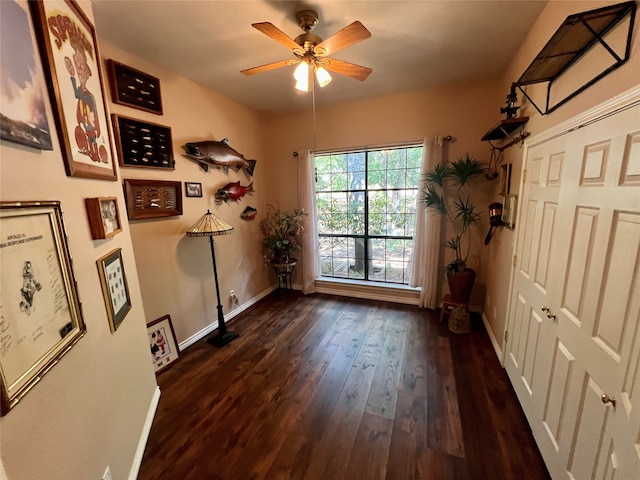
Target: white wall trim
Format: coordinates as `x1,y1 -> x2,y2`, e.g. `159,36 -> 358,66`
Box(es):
128,386 -> 161,480
178,285 -> 276,351
482,312 -> 503,366
527,84 -> 640,148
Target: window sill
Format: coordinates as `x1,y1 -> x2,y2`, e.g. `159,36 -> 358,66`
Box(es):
314,277 -> 421,305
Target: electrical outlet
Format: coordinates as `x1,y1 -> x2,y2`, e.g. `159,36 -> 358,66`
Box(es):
102,465 -> 112,480
229,290 -> 238,304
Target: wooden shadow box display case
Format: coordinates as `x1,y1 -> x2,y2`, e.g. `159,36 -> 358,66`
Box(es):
124,179 -> 182,220
107,59 -> 163,114
112,114 -> 174,169
85,197 -> 122,239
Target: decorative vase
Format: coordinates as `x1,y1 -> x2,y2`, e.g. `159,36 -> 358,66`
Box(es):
446,268 -> 476,303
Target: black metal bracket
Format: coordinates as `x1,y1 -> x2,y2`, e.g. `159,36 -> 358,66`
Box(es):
515,1 -> 636,116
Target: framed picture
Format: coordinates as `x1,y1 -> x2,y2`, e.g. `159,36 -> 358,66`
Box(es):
0,0 -> 53,150
502,194 -> 518,229
85,197 -> 122,239
0,201 -> 86,416
499,163 -> 512,196
107,60 -> 163,115
112,114 -> 174,169
185,182 -> 203,198
123,179 -> 183,220
97,248 -> 131,332
147,314 -> 180,374
29,0 -> 117,181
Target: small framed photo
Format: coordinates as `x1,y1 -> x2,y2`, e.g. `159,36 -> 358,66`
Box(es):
147,314 -> 180,374
85,197 -> 122,239
185,182 -> 203,198
97,248 -> 131,332
499,163 -> 512,196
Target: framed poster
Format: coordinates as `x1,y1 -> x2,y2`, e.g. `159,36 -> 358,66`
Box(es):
0,201 -> 86,416
0,0 -> 53,150
147,314 -> 180,374
29,0 -> 117,180
97,248 -> 131,332
85,197 -> 122,239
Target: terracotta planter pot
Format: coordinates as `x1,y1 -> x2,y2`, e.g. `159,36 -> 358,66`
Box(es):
447,268 -> 476,303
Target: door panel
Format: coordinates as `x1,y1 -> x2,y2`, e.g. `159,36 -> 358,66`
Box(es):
505,103 -> 640,479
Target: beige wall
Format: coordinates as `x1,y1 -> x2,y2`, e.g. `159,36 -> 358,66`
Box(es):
0,2 -> 157,479
483,0 -> 640,354
265,80 -> 503,306
98,42 -> 273,346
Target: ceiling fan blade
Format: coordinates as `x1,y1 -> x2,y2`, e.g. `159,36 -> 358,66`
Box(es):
314,21 -> 371,57
241,59 -> 299,76
252,22 -> 304,54
322,58 -> 372,81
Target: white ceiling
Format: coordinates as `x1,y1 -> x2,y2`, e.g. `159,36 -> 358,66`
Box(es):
92,0 -> 548,114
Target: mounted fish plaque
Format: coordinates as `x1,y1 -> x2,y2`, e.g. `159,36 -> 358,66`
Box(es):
182,139 -> 256,176
215,181 -> 254,205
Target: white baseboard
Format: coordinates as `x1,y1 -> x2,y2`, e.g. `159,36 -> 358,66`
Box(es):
178,285 -> 276,351
482,312 -> 503,366
129,385 -> 161,480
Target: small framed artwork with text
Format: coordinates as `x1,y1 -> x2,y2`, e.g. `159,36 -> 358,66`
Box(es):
147,314 -> 180,374
97,248 -> 132,332
185,182 -> 203,198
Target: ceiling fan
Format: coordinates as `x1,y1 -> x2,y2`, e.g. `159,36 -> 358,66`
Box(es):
241,9 -> 372,92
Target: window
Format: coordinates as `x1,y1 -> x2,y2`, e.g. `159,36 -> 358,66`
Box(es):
315,145 -> 423,284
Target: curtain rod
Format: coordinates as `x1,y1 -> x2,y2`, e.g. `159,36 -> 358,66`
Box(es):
293,136 -> 452,157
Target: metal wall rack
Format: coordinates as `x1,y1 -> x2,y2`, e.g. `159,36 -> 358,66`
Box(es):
514,1 -> 637,115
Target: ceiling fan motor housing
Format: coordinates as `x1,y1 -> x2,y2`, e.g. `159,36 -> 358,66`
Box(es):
296,9 -> 318,32
295,10 -> 322,51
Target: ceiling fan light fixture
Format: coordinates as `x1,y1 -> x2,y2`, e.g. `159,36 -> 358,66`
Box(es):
315,66 -> 332,87
294,61 -> 310,92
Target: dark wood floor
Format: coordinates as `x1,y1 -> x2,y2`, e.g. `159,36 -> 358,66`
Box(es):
139,292 -> 550,480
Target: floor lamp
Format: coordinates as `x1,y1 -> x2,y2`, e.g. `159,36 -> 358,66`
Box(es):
186,210 -> 239,348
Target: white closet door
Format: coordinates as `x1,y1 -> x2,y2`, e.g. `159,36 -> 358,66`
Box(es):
505,102 -> 640,479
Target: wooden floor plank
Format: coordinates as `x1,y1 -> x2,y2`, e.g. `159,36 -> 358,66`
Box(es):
344,412 -> 393,480
138,292 -> 550,480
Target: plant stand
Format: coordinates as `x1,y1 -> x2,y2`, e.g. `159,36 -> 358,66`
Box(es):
271,260 -> 296,290
439,294 -> 469,322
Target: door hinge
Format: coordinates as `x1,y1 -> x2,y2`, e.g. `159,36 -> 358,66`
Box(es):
523,169 -> 527,183
504,330 -> 509,342
513,255 -> 517,267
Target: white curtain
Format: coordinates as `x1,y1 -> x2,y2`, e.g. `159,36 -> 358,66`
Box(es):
410,136 -> 444,309
298,150 -> 320,294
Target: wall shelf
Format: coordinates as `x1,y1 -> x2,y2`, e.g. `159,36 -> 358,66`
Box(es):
514,1 -> 637,115
481,117 -> 529,142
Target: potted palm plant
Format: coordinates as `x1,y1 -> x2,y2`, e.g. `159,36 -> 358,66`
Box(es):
422,153 -> 486,303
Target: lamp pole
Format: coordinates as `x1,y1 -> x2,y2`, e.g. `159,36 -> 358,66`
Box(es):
207,236 -> 238,347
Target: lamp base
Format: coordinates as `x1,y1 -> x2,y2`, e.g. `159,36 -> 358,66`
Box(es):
207,331 -> 239,348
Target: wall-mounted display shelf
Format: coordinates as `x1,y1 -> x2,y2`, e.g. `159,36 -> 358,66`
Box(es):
112,115 -> 174,169
123,179 -> 182,220
107,60 -> 163,114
